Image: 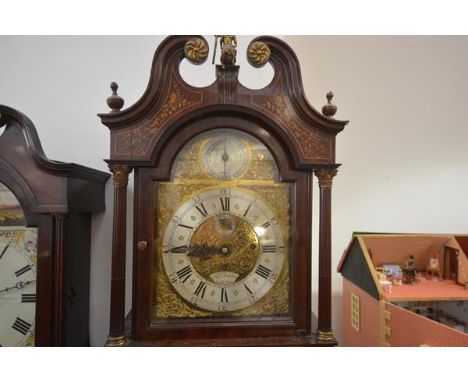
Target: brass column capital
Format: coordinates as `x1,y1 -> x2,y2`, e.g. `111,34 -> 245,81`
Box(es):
314,168 -> 338,189
109,164 -> 133,187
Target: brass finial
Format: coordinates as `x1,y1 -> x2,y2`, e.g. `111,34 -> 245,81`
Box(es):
184,37 -> 209,64
247,41 -> 271,68
322,91 -> 337,117
107,82 -> 124,113
213,35 -> 237,66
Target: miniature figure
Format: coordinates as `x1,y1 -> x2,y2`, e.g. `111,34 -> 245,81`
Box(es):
403,255 -> 417,284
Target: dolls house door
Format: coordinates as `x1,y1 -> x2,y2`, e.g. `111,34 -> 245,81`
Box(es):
444,247 -> 458,282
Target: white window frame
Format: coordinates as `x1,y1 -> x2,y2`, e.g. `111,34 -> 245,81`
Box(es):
351,292 -> 360,332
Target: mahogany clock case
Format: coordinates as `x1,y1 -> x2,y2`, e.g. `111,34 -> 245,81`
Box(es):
100,35 -> 348,346
133,119 -> 312,342
0,106 -> 109,346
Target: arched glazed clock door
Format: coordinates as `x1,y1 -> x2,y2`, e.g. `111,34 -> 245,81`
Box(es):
100,35 -> 348,346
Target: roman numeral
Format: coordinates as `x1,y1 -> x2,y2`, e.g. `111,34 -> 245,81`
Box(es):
244,283 -> 253,295
178,224 -> 193,230
170,245 -> 188,253
194,281 -> 207,298
195,203 -> 208,217
255,264 -> 272,279
220,196 -> 230,212
262,245 -> 277,253
0,242 -> 10,259
15,264 -> 31,277
221,288 -> 228,303
243,203 -> 252,217
21,294 -> 36,303
176,266 -> 192,282
11,317 -> 32,336
261,217 -> 277,229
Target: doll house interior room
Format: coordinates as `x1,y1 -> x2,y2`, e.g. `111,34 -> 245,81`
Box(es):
339,233 -> 468,346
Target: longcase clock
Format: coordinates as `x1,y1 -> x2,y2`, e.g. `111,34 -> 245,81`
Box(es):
100,35 -> 348,346
0,105 -> 109,346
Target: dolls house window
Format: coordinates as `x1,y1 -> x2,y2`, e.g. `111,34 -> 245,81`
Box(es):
351,293 -> 360,332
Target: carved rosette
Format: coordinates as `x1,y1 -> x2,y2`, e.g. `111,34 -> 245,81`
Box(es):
247,41 -> 271,68
314,168 -> 338,189
184,37 -> 209,64
109,164 -> 133,187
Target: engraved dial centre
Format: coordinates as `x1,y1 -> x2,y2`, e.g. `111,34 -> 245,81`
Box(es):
189,213 -> 260,282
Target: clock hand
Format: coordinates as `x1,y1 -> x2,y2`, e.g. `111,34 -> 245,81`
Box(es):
222,138 -> 229,178
187,243 -> 231,258
0,242 -> 10,259
0,280 -> 36,296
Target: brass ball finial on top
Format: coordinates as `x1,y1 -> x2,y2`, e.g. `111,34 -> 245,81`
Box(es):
107,82 -> 124,113
322,91 -> 337,118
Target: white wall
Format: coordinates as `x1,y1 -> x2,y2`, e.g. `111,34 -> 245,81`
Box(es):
1,36 -> 467,345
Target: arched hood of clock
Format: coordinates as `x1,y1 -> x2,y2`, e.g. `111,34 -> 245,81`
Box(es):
0,105 -> 110,221
99,35 -> 348,170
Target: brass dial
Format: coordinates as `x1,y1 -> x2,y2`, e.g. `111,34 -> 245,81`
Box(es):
162,187 -> 284,312
154,128 -> 291,319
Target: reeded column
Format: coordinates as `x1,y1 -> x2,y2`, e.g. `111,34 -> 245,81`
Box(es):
53,213 -> 69,346
314,168 -> 338,342
106,164 -> 132,347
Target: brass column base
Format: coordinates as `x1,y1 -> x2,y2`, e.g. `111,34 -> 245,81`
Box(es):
105,335 -> 129,347
316,330 -> 335,342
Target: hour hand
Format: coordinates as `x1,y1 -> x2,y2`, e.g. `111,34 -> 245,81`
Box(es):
187,243 -> 219,258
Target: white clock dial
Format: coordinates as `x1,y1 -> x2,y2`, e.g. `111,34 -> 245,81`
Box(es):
0,228 -> 37,346
203,135 -> 250,180
162,188 -> 284,312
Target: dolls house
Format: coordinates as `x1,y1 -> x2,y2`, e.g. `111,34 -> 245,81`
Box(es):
338,233 -> 468,346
